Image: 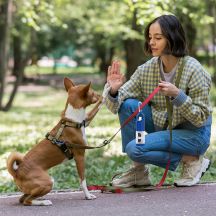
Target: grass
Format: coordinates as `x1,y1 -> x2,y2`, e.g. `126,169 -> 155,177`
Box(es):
25,65 -> 99,77
0,68 -> 216,194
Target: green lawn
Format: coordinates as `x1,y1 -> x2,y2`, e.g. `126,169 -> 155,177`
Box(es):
0,75 -> 216,194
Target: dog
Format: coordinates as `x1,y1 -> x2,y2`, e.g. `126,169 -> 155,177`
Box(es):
7,77 -> 102,206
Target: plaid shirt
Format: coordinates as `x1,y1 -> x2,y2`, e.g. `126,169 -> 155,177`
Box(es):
105,56 -> 212,129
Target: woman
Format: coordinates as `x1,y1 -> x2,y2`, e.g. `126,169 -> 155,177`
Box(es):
104,14 -> 212,187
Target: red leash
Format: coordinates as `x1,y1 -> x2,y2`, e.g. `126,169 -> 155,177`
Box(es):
87,185 -> 123,193
120,86 -> 170,188
105,86 -> 161,142
88,86 -> 171,191
121,86 -> 160,128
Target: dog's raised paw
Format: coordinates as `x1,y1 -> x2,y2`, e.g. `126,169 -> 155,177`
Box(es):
86,193 -> 97,200
31,199 -> 53,206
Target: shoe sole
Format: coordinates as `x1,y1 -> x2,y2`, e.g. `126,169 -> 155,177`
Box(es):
111,182 -> 151,188
174,158 -> 211,187
111,179 -> 152,188
201,159 -> 211,177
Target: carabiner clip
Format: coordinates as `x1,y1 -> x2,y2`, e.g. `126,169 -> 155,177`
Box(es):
138,101 -> 142,113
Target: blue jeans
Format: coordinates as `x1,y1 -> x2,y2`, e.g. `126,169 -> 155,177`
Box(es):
118,99 -> 212,171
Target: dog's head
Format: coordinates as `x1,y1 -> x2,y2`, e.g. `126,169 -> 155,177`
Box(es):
64,77 -> 100,109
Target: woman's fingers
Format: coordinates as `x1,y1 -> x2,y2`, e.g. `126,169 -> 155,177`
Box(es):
115,61 -> 120,74
111,60 -> 120,74
107,60 -> 121,80
108,66 -> 112,76
158,80 -> 168,87
158,81 -> 179,97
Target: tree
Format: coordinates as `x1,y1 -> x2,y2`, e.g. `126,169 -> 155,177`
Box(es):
206,0 -> 216,84
0,0 -> 61,111
0,0 -> 13,111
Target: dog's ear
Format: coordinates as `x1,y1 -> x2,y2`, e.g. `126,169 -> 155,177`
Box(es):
82,82 -> 91,95
64,77 -> 75,92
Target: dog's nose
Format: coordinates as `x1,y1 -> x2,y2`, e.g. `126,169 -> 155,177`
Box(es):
95,92 -> 101,99
93,92 -> 102,103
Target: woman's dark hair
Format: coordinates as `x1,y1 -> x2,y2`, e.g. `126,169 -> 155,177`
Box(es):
144,15 -> 188,57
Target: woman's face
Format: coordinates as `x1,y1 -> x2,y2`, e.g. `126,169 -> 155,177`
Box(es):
148,22 -> 167,57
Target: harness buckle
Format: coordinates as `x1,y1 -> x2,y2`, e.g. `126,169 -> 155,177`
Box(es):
55,139 -> 64,146
76,120 -> 85,128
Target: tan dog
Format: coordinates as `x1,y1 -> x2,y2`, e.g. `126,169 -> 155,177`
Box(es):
7,77 -> 102,206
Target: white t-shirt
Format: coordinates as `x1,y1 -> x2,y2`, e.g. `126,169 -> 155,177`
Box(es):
160,59 -> 178,83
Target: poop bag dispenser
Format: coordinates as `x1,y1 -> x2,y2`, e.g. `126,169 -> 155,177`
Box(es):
136,104 -> 145,145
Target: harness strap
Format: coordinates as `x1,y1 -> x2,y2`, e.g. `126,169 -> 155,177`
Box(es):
61,119 -> 86,128
56,123 -> 65,139
45,119 -> 86,160
46,133 -> 74,160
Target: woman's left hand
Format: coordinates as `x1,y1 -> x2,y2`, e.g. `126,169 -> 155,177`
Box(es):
158,80 -> 180,97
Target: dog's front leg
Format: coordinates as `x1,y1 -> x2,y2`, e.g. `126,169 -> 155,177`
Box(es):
85,96 -> 103,126
74,154 -> 96,200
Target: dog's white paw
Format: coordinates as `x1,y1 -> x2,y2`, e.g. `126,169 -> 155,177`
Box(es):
31,199 -> 53,206
85,193 -> 97,200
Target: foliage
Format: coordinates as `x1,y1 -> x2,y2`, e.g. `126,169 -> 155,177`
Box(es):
25,0 -> 215,64
1,0 -> 216,111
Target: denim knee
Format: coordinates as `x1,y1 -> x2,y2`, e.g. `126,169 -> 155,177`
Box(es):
119,98 -> 139,113
125,141 -> 142,162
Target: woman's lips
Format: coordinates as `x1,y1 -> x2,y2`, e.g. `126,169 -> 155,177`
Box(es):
151,48 -> 158,52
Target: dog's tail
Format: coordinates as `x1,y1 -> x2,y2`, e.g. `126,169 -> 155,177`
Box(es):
7,152 -> 24,178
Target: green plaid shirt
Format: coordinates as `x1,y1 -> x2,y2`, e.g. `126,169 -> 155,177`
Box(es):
105,56 -> 212,129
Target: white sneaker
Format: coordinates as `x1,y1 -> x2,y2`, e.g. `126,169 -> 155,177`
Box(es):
111,165 -> 151,188
174,157 -> 211,187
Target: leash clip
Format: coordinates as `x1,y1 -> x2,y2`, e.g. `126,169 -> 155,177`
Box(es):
138,101 -> 142,113
103,140 -> 110,145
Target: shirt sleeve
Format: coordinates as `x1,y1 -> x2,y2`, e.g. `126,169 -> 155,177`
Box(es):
172,63 -> 212,127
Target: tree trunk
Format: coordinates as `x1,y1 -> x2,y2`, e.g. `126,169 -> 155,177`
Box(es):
178,15 -> 197,56
207,0 -> 216,85
13,34 -> 23,77
98,46 -> 114,75
3,67 -> 24,111
3,34 -> 26,111
124,6 -> 145,80
124,39 -> 145,80
0,0 -> 12,109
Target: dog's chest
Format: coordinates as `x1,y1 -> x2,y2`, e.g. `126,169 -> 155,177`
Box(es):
65,105 -> 87,144
81,127 -> 87,144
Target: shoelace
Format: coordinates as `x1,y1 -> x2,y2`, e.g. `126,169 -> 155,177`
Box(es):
181,163 -> 193,179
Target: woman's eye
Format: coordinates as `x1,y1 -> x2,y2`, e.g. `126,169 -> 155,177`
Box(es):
156,38 -> 162,40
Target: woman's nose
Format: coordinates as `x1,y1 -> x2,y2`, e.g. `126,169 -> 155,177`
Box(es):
149,38 -> 155,45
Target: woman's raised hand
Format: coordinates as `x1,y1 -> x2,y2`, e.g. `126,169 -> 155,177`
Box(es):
107,60 -> 125,95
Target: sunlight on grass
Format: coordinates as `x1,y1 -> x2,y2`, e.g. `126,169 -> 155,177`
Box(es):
25,65 -> 99,76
